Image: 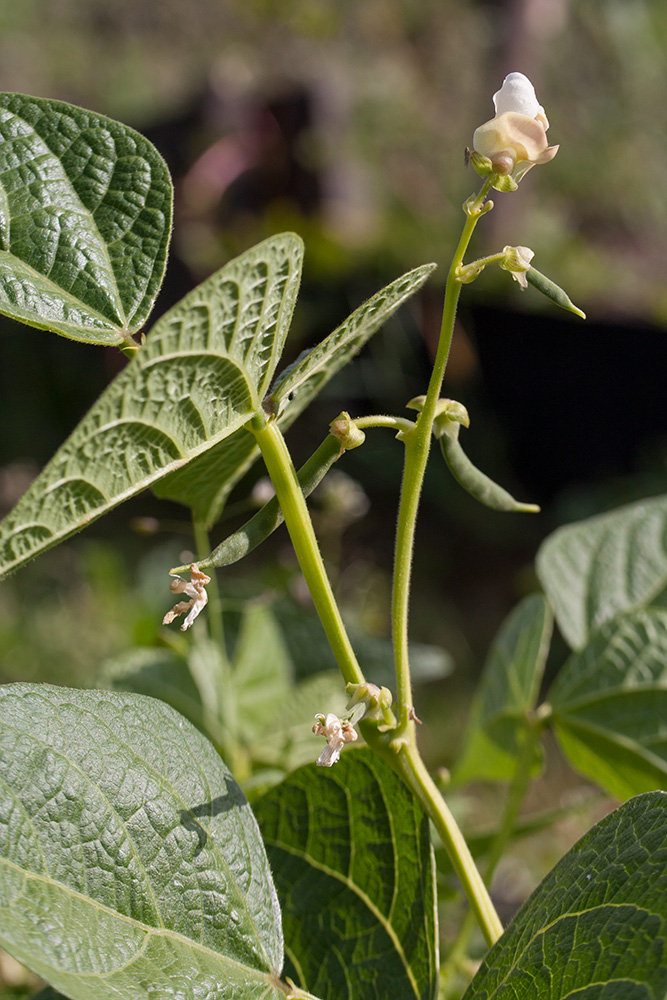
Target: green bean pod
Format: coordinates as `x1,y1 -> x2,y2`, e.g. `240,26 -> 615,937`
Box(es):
526,267 -> 586,319
173,434 -> 343,574
439,428 -> 539,513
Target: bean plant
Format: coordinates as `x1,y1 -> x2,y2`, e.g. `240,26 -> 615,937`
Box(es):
0,76 -> 666,1000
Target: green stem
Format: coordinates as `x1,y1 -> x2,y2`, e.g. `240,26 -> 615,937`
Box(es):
484,721 -> 541,885
392,178 -> 494,735
250,413 -> 365,687
382,177 -> 504,948
442,716 -> 542,977
397,744 -> 504,947
354,414 -> 415,434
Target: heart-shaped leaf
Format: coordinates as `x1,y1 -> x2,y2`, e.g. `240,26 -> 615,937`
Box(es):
253,747 -> 438,1000
549,608 -> 667,799
0,233 -> 303,580
0,683 -> 285,1000
536,493 -> 667,649
155,262 -> 436,526
461,791 -> 667,999
0,93 -> 173,346
454,594 -> 552,783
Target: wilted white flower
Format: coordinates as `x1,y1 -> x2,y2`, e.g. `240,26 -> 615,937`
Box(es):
312,712 -> 358,766
163,565 -> 211,631
472,72 -> 558,183
499,245 -> 535,288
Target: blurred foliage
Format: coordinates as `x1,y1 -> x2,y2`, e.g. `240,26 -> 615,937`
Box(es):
0,0 -> 664,317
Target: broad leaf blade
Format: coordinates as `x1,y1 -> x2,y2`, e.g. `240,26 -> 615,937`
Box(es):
549,608 -> 667,799
0,683 -> 285,1000
254,748 -> 438,1000
0,233 -> 303,580
462,791 -> 667,999
269,262 -> 436,411
157,262 -> 436,526
536,493 -> 667,649
153,427 -> 260,526
0,93 -> 172,345
454,594 -> 552,783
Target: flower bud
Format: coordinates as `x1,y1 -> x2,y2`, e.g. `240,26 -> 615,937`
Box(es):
499,245 -> 535,289
472,73 -> 558,188
329,411 -> 366,451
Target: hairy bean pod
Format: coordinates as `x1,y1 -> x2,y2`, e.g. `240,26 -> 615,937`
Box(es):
439,431 -> 539,513
189,434 -> 343,572
526,267 -> 586,319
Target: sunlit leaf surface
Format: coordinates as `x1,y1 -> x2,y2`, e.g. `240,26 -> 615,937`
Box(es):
0,93 -> 172,345
0,684 -> 285,1000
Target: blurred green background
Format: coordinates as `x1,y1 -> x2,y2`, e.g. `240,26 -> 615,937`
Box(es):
0,1 -> 666,994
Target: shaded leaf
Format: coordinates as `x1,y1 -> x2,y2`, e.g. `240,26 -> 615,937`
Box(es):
454,595 -> 552,783
254,747 -> 438,1000
536,493 -> 667,649
462,791 -> 667,999
232,603 -> 292,741
0,683 -> 285,1000
157,262 -> 436,527
549,608 -> 667,800
0,233 -> 303,580
102,646 -> 208,733
0,93 -> 172,345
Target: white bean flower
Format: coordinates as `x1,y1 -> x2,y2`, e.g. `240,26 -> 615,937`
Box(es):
312,712 -> 358,766
472,72 -> 558,186
162,565 -> 211,630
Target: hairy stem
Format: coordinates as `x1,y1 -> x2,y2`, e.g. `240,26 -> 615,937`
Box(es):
250,414 -> 365,687
397,744 -> 504,946
386,177 -> 504,947
392,178 -> 494,736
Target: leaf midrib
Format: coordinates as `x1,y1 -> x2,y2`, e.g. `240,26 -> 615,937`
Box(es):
480,902 -> 660,998
0,103 -> 128,327
0,855 -> 275,987
2,714 -> 269,962
554,715 -> 667,772
266,838 -> 421,1000
552,679 -> 667,712
0,249 -> 121,331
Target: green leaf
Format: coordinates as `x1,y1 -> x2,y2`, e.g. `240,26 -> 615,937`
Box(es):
453,595 -> 552,783
462,791 -> 667,999
152,419 -> 260,527
536,493 -> 667,650
232,603 -> 292,742
0,683 -> 285,1000
253,747 -> 438,1000
269,262 -> 436,412
156,262 -> 436,527
0,93 -> 172,346
549,608 -> 667,799
0,234 -> 303,580
102,646 -> 209,734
